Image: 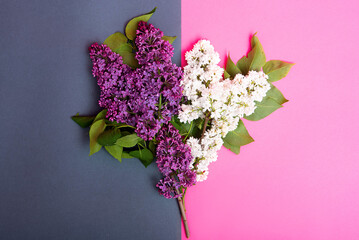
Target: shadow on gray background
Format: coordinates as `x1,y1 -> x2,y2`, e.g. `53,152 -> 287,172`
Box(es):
0,0 -> 181,239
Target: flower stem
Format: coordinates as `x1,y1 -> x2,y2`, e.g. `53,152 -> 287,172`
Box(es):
182,187 -> 188,212
200,111 -> 210,143
175,188 -> 190,238
175,113 -> 210,238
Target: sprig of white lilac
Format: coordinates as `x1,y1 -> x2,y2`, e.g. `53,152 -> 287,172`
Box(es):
179,40 -> 271,182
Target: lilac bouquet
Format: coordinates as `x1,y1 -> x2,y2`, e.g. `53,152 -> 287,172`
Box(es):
72,8 -> 293,238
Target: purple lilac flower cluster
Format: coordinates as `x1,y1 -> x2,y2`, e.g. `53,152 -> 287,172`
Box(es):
89,21 -> 183,141
156,123 -> 196,199
135,21 -> 174,65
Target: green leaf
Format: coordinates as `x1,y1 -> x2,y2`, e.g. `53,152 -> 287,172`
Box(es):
225,54 -> 241,77
94,109 -> 108,122
125,7 -> 157,40
244,96 -> 282,121
170,116 -> 201,138
130,148 -> 154,167
116,43 -> 133,53
236,33 -> 266,74
122,151 -> 133,159
105,145 -> 123,162
223,119 -> 254,147
71,113 -> 95,128
266,83 -> 288,105
149,141 -> 156,153
170,117 -> 191,135
263,60 -> 294,82
236,56 -> 251,75
120,131 -> 132,136
89,119 -> 106,156
119,50 -> 139,68
223,141 -> 241,154
162,35 -> 177,44
109,42 -> 139,68
103,32 -> 128,53
116,134 -> 141,148
97,128 -> 122,146
223,70 -> 231,79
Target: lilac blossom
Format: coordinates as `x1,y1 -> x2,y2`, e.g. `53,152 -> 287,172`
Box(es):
89,21 -> 183,141
135,21 -> 174,65
156,123 -> 196,199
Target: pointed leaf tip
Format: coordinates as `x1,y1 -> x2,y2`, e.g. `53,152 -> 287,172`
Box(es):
225,54 -> 241,77
125,8 -> 157,40
223,119 -> 254,149
236,33 -> 266,75
263,60 -> 294,82
105,145 -> 123,162
71,114 -> 95,128
162,35 -> 177,44
89,119 -> 106,155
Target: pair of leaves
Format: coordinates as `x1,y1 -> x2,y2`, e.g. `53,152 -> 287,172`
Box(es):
226,33 -> 293,81
234,34 -> 294,82
103,32 -> 138,68
224,33 -> 266,79
103,8 -> 157,68
237,33 -> 266,75
104,134 -> 141,162
223,119 -> 254,154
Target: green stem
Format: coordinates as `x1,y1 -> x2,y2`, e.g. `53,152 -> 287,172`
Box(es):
184,121 -> 193,142
158,94 -> 162,119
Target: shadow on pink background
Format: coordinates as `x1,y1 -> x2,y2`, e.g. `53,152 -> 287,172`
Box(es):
181,0 -> 359,239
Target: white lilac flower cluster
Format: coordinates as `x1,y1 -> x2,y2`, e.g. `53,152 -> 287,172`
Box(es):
179,40 -> 270,182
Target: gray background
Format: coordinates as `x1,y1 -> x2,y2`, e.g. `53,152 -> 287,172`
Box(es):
0,0 -> 181,239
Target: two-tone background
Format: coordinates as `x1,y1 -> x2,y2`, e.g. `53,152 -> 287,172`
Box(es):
1,0 -> 359,239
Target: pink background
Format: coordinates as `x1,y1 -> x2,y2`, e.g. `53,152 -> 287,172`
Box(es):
181,0 -> 359,239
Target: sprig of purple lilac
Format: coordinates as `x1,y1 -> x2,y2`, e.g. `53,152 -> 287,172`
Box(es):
156,123 -> 196,199
87,19 -> 194,238
89,21 -> 183,141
